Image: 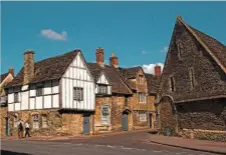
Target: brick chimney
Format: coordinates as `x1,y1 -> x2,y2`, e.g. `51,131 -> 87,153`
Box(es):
8,68 -> 14,77
96,47 -> 104,66
154,64 -> 161,77
109,52 -> 118,68
23,50 -> 35,85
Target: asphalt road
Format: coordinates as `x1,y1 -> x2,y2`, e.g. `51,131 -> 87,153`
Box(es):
1,131 -> 219,155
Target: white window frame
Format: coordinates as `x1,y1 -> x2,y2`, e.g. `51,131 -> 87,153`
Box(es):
41,115 -> 48,128
139,112 -> 147,121
33,114 -> 39,129
98,85 -> 108,94
73,87 -> 83,101
101,104 -> 110,125
138,93 -> 146,103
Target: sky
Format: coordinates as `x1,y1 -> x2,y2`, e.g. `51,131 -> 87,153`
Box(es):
1,1 -> 226,75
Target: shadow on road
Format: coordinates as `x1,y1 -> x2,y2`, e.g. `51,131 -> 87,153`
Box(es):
1,150 -> 32,155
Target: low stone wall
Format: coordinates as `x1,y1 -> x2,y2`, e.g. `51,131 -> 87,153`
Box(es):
0,107 -> 8,136
8,109 -> 93,137
181,129 -> 226,142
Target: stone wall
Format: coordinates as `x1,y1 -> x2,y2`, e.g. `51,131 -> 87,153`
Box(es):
176,98 -> 226,131
8,109 -> 93,136
0,107 -> 8,136
159,18 -> 226,102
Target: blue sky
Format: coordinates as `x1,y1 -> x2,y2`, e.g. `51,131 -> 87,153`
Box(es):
1,2 -> 226,75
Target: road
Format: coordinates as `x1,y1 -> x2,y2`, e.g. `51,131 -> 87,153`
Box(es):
1,131 -> 219,155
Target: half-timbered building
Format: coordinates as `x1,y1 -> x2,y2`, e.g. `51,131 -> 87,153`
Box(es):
6,49 -> 95,136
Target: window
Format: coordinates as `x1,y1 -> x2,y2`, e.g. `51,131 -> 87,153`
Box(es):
13,116 -> 18,128
138,75 -> 144,84
138,93 -> 146,103
169,76 -> 176,92
36,87 -> 43,96
139,112 -> 147,121
189,68 -> 195,90
41,115 -> 48,128
33,114 -> 39,129
14,92 -> 19,102
177,41 -> 184,60
101,105 -> 110,125
98,85 -> 107,94
73,87 -> 83,101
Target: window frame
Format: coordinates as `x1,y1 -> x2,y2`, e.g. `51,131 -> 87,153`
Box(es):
101,104 -> 110,125
73,87 -> 84,101
177,41 -> 184,60
98,84 -> 108,94
138,93 -> 146,103
41,115 -> 48,128
189,68 -> 195,90
139,112 -> 147,122
33,114 -> 39,129
169,76 -> 176,92
36,86 -> 43,96
138,75 -> 144,84
14,92 -> 19,102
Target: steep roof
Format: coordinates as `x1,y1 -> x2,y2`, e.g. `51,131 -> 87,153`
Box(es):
118,67 -> 142,79
7,50 -> 80,87
0,73 -> 8,83
145,73 -> 161,94
87,63 -> 132,95
178,17 -> 226,73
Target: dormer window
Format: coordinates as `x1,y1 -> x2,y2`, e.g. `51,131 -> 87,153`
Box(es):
98,85 -> 107,94
138,75 -> 144,84
177,41 -> 184,60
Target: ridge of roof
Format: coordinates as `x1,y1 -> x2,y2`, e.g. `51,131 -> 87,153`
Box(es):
177,17 -> 226,73
7,50 -> 80,87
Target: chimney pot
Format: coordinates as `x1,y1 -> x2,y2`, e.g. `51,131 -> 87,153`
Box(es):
154,64 -> 161,77
96,47 -> 104,66
110,52 -> 118,68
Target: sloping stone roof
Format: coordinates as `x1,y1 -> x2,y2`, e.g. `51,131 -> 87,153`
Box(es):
145,73 -> 161,94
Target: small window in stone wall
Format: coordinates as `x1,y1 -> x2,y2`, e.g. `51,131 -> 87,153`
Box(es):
177,41 -> 184,60
139,112 -> 147,121
41,115 -> 48,128
101,104 -> 110,125
13,116 -> 18,128
33,114 -> 39,129
169,76 -> 176,92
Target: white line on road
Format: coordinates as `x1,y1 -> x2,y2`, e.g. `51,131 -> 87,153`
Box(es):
153,150 -> 162,153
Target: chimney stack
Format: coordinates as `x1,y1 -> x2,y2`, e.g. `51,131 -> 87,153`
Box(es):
8,68 -> 14,77
23,50 -> 35,85
154,64 -> 161,77
96,47 -> 104,66
109,52 -> 118,68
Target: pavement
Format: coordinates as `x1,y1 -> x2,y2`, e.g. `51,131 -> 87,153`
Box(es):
1,129 -> 223,155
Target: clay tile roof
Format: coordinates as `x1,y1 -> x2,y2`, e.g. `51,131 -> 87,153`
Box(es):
145,73 -> 161,94
118,67 -> 141,79
0,73 -> 8,83
87,63 -> 132,95
7,50 -> 79,87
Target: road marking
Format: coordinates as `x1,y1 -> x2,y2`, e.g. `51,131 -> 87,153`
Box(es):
107,145 -> 116,148
176,153 -> 181,154
153,150 -> 162,153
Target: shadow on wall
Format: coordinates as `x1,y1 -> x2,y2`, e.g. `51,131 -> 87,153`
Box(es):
1,150 -> 32,155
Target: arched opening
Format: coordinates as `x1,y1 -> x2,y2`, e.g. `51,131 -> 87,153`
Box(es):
157,95 -> 178,136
